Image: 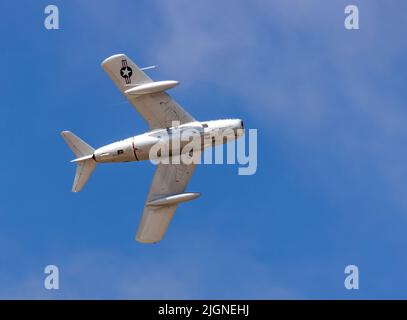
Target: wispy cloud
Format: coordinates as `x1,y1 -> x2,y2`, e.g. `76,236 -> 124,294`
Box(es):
2,0 -> 407,299
151,0 -> 407,208
0,233 -> 300,299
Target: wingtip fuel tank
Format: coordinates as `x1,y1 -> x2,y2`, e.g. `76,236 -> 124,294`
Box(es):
124,80 -> 179,96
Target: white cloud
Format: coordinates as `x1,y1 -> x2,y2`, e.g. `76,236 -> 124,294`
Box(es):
151,0 -> 407,208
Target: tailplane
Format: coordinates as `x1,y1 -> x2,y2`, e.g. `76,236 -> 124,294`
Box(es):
61,131 -> 96,192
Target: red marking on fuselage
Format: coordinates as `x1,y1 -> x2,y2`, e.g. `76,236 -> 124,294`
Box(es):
132,137 -> 139,161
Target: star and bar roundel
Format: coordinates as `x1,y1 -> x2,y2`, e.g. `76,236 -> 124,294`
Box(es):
120,59 -> 133,84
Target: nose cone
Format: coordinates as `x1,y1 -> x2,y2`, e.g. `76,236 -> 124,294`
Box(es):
229,119 -> 244,138
239,119 -> 244,129
233,119 -> 244,130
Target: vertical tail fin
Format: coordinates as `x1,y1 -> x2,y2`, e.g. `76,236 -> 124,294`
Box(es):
61,131 -> 96,192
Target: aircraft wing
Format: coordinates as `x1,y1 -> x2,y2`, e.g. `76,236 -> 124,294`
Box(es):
102,54 -> 195,130
136,163 -> 196,243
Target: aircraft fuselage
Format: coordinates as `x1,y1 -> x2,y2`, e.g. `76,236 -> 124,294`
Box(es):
94,119 -> 244,163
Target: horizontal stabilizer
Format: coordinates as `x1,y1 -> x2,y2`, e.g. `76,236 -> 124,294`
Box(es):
71,154 -> 94,163
61,131 -> 94,158
72,158 -> 96,192
61,131 -> 96,192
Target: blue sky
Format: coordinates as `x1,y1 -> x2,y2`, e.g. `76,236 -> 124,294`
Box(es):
1,0 -> 407,299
